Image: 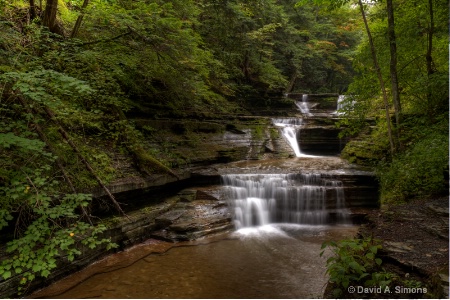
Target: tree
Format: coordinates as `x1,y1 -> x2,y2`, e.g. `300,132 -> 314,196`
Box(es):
70,0 -> 90,38
356,0 -> 395,154
42,0 -> 59,33
386,0 -> 401,147
29,0 -> 36,20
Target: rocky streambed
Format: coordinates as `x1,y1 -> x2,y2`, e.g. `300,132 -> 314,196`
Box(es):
16,155 -> 379,299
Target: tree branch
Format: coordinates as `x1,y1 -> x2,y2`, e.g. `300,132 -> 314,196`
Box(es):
81,29 -> 133,46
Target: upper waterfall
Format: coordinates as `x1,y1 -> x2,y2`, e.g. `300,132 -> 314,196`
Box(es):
295,94 -> 312,116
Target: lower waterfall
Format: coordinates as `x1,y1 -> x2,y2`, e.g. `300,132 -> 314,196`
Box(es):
222,173 -> 350,229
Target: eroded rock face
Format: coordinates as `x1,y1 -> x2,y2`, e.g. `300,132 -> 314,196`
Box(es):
91,116 -> 297,199
152,188 -> 233,242
298,125 -> 348,155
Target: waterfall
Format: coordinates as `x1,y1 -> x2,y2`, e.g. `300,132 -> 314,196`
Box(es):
295,94 -> 312,116
325,180 -> 350,223
272,118 -> 318,158
335,95 -> 345,115
272,118 -> 302,157
335,95 -> 355,115
222,174 -> 350,229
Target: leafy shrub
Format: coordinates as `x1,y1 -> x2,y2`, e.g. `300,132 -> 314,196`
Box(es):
0,132 -> 117,295
321,237 -> 395,298
377,128 -> 448,203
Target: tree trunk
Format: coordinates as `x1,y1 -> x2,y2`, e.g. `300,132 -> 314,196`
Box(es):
426,0 -> 435,77
285,72 -> 297,94
42,0 -> 58,32
70,0 -> 90,38
386,0 -> 401,148
29,0 -> 36,21
426,0 -> 435,118
358,0 -> 396,155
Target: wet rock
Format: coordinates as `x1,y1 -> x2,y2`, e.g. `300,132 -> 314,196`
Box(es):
155,210 -> 186,227
178,189 -> 197,202
426,203 -> 449,217
151,189 -> 233,242
384,241 -> 414,253
298,125 -> 347,155
439,271 -> 449,298
420,223 -> 449,240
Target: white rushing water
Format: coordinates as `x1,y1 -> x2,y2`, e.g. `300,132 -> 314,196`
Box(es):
335,94 -> 356,115
222,173 -> 350,229
335,94 -> 346,115
272,117 -> 318,158
272,118 -> 302,157
295,94 -> 312,116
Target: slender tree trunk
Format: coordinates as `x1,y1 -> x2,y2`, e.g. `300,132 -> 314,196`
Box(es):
426,0 -> 435,77
42,0 -> 58,32
285,72 -> 297,94
386,0 -> 401,148
29,0 -> 36,21
426,0 -> 435,118
70,0 -> 90,38
42,106 -> 127,217
358,0 -> 396,155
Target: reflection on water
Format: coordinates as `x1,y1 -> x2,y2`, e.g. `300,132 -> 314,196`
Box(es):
33,225 -> 357,299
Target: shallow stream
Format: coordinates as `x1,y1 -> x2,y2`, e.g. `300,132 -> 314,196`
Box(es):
32,225 -> 357,299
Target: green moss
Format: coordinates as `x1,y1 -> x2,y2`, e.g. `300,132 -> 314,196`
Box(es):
132,145 -> 179,179
269,128 -> 280,139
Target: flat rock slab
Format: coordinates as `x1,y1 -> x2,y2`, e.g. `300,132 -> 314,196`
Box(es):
155,210 -> 186,226
211,157 -> 373,175
359,195 -> 449,297
384,241 -> 415,253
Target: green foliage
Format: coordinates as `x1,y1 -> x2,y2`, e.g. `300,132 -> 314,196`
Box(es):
377,120 -> 448,203
334,0 -> 448,205
321,237 -> 395,298
0,64 -> 120,295
0,130 -> 117,294
291,0 -> 362,93
0,192 -> 116,288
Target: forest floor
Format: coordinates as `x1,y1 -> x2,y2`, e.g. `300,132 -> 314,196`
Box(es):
325,194 -> 449,298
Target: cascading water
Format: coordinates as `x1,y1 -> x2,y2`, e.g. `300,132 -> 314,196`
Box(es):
222,173 -> 350,229
272,116 -> 318,158
335,94 -> 356,116
295,94 -> 312,116
272,118 -> 302,157
335,95 -> 346,115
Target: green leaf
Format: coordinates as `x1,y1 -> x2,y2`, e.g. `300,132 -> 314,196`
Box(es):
2,270 -> 12,280
32,264 -> 42,272
359,272 -> 370,280
41,269 -> 50,278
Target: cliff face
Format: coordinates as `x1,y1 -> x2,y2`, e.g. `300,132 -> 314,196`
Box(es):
90,115 -> 296,200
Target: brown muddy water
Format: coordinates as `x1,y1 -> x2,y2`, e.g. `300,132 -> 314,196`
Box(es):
32,224 -> 357,299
